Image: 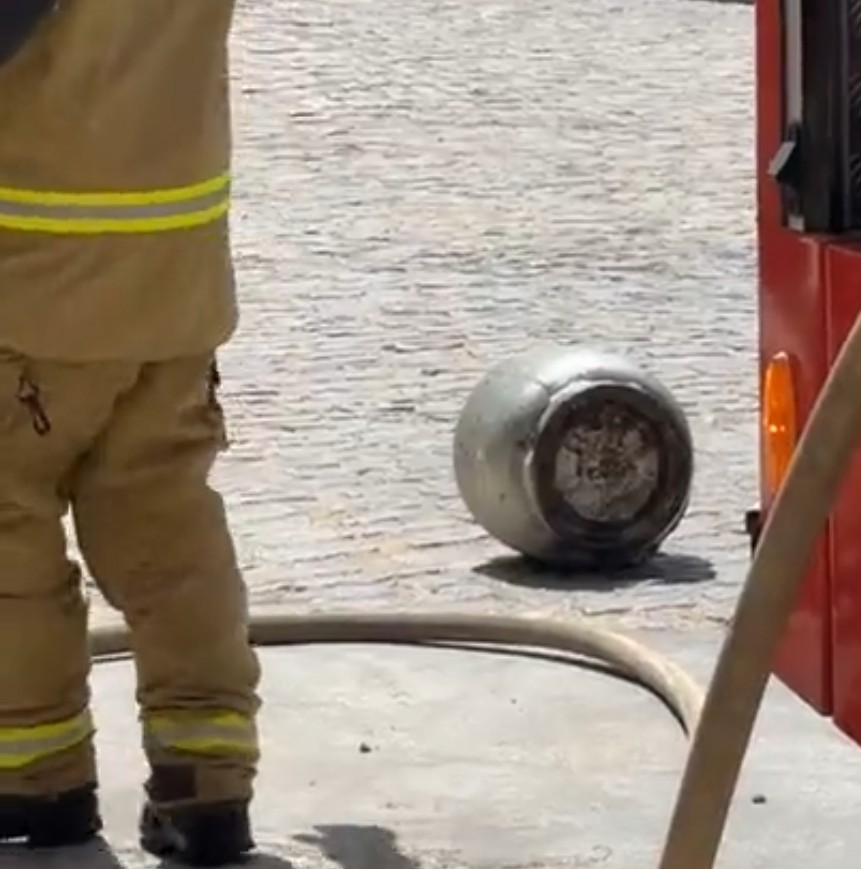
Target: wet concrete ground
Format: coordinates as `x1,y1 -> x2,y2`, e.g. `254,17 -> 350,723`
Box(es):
54,0 -> 861,867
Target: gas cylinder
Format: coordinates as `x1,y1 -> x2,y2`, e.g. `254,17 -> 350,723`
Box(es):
453,345 -> 694,569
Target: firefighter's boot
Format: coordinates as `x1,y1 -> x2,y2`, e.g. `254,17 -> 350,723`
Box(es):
0,785 -> 102,848
139,800 -> 254,867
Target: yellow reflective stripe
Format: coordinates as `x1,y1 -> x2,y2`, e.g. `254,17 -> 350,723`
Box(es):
145,711 -> 257,757
0,173 -> 230,235
0,711 -> 94,770
0,202 -> 230,236
0,173 -> 230,207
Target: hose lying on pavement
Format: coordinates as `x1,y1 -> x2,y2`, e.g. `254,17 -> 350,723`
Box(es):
90,612 -> 705,733
85,304 -> 861,869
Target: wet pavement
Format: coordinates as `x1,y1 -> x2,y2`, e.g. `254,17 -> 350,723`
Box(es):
61,1 -> 861,867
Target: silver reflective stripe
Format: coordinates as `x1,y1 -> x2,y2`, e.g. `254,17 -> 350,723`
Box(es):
145,712 -> 257,756
0,184 -> 229,222
0,174 -> 231,234
0,711 -> 94,770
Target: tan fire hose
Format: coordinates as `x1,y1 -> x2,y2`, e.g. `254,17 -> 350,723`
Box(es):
84,306 -> 861,869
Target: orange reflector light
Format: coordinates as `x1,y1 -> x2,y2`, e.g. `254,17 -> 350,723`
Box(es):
762,352 -> 797,494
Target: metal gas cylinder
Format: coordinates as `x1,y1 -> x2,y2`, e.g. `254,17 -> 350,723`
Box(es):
453,346 -> 694,569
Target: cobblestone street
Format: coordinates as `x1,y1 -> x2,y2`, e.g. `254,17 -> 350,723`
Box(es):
171,0 -> 760,630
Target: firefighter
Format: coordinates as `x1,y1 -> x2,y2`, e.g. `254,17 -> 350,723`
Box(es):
0,1 -> 262,865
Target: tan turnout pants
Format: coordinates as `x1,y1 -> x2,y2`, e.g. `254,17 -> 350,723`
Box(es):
0,350 -> 261,805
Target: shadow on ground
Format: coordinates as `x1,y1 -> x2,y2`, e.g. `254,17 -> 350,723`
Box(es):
0,838 -> 296,869
0,839 -> 127,869
244,856 -> 295,869
474,550 -> 716,591
295,825 -> 420,869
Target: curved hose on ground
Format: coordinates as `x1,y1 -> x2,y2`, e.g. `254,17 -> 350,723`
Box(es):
85,306 -> 861,869
90,613 -> 704,733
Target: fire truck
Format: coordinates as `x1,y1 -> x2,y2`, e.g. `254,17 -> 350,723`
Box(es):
749,0 -> 861,744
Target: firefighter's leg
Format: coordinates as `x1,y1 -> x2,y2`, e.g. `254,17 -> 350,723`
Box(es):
0,352 -> 134,847
70,355 -> 261,865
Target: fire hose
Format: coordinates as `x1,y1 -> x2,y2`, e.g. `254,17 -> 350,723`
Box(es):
83,304 -> 861,869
